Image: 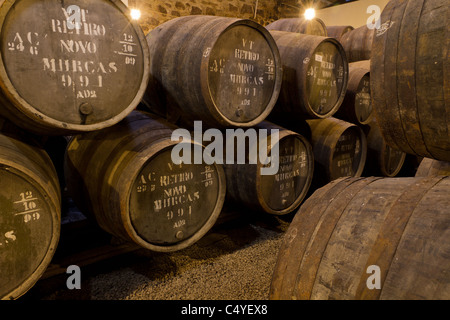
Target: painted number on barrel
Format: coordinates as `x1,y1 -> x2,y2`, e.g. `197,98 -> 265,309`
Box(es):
202,166 -> 215,187
14,191 -> 41,223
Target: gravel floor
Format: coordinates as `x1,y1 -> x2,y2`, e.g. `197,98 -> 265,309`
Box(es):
23,210 -> 292,301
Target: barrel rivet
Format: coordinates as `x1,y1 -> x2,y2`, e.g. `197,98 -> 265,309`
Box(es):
236,108 -> 243,117
79,103 -> 93,115
176,231 -> 184,239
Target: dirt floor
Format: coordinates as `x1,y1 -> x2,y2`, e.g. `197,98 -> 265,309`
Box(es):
22,203 -> 292,301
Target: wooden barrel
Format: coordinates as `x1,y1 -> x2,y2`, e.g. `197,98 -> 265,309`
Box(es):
266,18 -> 328,36
270,176 -> 450,300
0,0 -> 149,135
268,31 -> 348,119
224,122 -> 314,215
326,25 -> 354,41
64,111 -> 226,252
339,25 -> 374,62
415,158 -> 450,177
371,0 -> 450,161
364,120 -> 406,177
143,15 -> 282,128
334,60 -> 373,125
307,118 -> 367,184
0,130 -> 61,299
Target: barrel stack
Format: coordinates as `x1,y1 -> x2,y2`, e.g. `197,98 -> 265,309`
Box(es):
142,15 -> 317,217
0,0 -> 152,299
270,0 -> 450,301
0,0 -> 449,301
263,27 -> 368,190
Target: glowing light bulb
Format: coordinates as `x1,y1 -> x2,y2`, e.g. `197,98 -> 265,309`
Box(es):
304,8 -> 315,20
130,9 -> 141,20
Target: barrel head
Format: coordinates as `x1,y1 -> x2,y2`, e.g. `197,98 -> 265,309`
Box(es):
330,126 -> 366,180
206,23 -> 280,125
0,168 -> 58,299
259,134 -> 313,214
0,0 -> 148,133
305,40 -> 347,117
129,147 -> 223,249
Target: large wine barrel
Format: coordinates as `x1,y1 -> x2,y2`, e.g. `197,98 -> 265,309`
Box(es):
268,31 -> 348,120
334,60 -> 373,125
0,0 -> 149,135
364,120 -> 406,177
270,176 -> 450,300
64,111 -> 226,252
339,25 -> 374,62
371,0 -> 450,161
143,15 -> 282,128
266,18 -> 328,36
306,118 -> 367,184
326,25 -> 354,41
224,122 -> 314,215
0,129 -> 61,299
415,158 -> 450,177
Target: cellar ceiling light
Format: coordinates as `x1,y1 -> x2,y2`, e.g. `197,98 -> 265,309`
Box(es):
304,8 -> 315,20
130,8 -> 141,20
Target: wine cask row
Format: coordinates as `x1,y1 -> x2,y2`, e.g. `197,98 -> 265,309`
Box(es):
144,15 -> 282,128
0,0 -> 149,135
224,122 -> 314,215
371,0 -> 450,161
64,111 -> 226,252
334,60 -> 373,125
326,25 -> 354,41
415,158 -> 450,177
268,31 -> 348,119
306,118 -> 367,184
266,17 -> 328,36
339,25 -> 374,62
270,176 -> 450,300
0,129 -> 61,300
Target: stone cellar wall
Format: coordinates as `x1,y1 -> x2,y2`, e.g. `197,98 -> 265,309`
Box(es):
128,0 -> 302,35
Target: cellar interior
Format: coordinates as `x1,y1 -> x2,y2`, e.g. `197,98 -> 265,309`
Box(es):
0,0 -> 448,302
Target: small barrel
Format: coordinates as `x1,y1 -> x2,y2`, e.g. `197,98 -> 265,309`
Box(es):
307,118 -> 367,184
268,31 -> 348,119
224,122 -> 314,215
339,25 -> 374,62
334,60 -> 373,125
0,0 -> 149,135
0,129 -> 61,300
266,18 -> 328,36
415,158 -> 450,177
270,176 -> 450,300
326,25 -> 354,41
364,120 -> 406,177
143,15 -> 282,128
64,111 -> 226,252
371,0 -> 450,161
